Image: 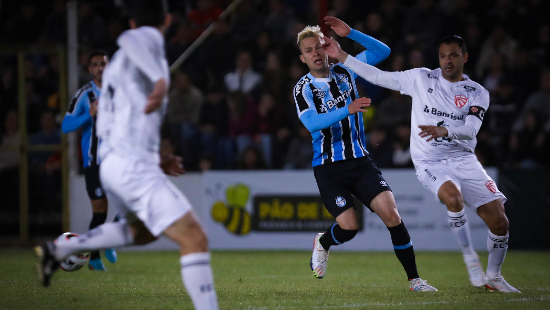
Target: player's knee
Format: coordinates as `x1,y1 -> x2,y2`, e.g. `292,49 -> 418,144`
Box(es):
443,194 -> 463,211
91,202 -> 108,213
491,216 -> 509,236
181,223 -> 209,252
338,219 -> 359,230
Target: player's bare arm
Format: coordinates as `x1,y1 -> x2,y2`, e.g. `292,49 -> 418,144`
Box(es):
324,16 -> 351,37
89,100 -> 98,117
418,125 -> 449,142
144,78 -> 167,114
160,153 -> 185,176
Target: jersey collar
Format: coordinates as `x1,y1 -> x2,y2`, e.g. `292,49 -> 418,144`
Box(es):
435,68 -> 470,87
307,72 -> 331,83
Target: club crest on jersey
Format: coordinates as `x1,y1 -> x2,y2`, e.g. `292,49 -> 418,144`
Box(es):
485,180 -> 497,193
454,95 -> 468,108
335,196 -> 346,207
312,88 -> 327,99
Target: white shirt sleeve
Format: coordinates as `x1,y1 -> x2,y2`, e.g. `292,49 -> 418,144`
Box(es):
446,89 -> 489,140
343,55 -> 420,96
117,29 -> 164,82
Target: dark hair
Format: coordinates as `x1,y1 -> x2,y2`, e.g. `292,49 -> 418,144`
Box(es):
438,35 -> 468,54
88,49 -> 109,63
130,0 -> 168,27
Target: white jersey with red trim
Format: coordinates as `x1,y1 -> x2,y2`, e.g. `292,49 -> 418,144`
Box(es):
397,67 -> 489,163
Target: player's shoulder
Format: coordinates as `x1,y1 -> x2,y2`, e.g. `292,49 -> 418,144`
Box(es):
294,74 -> 312,97
72,81 -> 94,100
463,77 -> 489,98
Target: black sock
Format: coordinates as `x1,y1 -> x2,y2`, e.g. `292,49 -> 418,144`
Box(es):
89,212 -> 107,260
319,224 -> 358,251
388,220 -> 419,280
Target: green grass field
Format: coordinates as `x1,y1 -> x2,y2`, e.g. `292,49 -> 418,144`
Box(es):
0,249 -> 549,310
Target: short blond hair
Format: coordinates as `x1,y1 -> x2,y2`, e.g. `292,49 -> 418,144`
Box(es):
297,25 -> 324,49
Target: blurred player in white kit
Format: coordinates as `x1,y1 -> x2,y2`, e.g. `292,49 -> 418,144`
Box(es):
35,0 -> 220,308
322,34 -> 520,293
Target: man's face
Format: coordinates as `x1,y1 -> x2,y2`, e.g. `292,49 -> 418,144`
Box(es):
439,43 -> 468,81
88,55 -> 107,82
299,36 -> 328,72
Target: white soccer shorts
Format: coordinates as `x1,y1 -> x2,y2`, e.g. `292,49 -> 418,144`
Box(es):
414,154 -> 507,210
99,153 -> 191,237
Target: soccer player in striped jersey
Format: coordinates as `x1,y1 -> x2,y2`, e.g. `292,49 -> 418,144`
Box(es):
324,34 -> 520,293
295,16 -> 437,292
61,50 -> 117,271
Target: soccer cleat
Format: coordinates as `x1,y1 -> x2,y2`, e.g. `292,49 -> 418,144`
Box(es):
465,257 -> 486,287
104,248 -> 117,263
485,275 -> 521,293
35,242 -> 60,287
310,233 -> 329,279
88,258 -> 107,271
410,278 -> 438,292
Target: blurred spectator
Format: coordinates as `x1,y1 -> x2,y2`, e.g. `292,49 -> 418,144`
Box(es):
376,90 -> 412,128
40,0 -> 67,44
0,67 -> 17,112
509,110 -> 545,168
5,2 -> 43,43
199,87 -> 232,169
253,31 -> 272,71
328,0 -> 355,27
485,0 -> 515,28
166,20 -> 193,65
103,19 -> 126,56
512,69 -> 550,133
255,92 -> 282,167
402,0 -> 443,50
510,48 -> 539,101
380,0 -> 405,46
230,0 -> 262,49
462,21 -> 482,78
224,50 -> 262,95
284,124 -> 313,169
364,12 -> 390,47
476,25 -> 518,78
481,52 -> 508,94
533,24 -> 550,67
487,78 -> 522,140
227,91 -> 257,154
29,110 -> 61,169
392,120 -> 413,168
408,48 -> 425,69
365,125 -> 393,168
78,1 -> 107,48
188,0 -> 223,39
202,19 -> 236,83
166,71 -> 204,169
264,0 -> 295,45
261,51 -> 287,102
0,110 -> 20,171
235,146 -> 267,170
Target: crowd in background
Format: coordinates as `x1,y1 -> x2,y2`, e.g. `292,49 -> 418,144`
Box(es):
1,0 -> 550,178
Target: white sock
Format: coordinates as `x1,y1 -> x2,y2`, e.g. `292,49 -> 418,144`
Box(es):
486,230 -> 509,279
447,209 -> 477,260
54,222 -> 134,260
180,252 -> 219,310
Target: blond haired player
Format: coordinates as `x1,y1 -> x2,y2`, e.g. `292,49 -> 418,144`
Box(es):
322,34 -> 519,293
294,17 -> 437,292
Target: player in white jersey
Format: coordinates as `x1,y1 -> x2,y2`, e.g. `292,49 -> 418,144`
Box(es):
322,35 -> 519,293
35,1 -> 220,308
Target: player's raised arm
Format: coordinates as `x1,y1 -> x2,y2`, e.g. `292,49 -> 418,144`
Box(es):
294,81 -> 370,132
324,16 -> 390,66
323,37 -> 418,94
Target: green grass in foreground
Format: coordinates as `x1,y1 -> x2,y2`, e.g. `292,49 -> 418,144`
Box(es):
0,249 -> 549,310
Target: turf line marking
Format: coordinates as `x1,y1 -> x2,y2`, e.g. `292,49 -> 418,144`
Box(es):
237,295 -> 550,310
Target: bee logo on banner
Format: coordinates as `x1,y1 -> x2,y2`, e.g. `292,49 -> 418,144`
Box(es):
207,183 -> 252,235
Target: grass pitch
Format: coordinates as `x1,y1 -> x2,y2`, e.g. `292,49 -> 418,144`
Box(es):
0,249 -> 549,310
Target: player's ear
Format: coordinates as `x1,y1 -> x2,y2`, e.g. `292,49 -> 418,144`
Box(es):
463,52 -> 469,64
300,54 -> 306,64
129,19 -> 137,29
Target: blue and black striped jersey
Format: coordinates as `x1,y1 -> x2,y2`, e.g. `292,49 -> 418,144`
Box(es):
293,29 -> 391,167
62,80 -> 101,167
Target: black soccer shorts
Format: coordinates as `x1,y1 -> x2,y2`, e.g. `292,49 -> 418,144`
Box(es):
313,155 -> 392,218
83,165 -> 106,200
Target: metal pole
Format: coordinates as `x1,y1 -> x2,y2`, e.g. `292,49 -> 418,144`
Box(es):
17,52 -> 29,243
59,46 -> 70,234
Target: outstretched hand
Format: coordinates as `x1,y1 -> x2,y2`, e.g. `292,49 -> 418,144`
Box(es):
348,97 -> 371,114
324,16 -> 351,37
418,125 -> 449,142
322,37 -> 348,63
160,153 -> 185,176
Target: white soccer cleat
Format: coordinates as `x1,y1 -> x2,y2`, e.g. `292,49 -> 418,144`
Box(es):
310,233 -> 329,279
465,257 -> 486,287
485,275 -> 521,293
410,278 -> 438,292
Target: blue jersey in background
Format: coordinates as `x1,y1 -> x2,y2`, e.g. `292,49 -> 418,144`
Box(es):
62,81 -> 101,167
293,29 -> 391,167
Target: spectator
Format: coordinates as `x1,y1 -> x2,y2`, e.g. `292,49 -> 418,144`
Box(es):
510,48 -> 539,101
462,20 -> 482,78
188,0 -> 223,39
5,2 -> 43,43
230,0 -> 262,49
199,87 -> 232,169
235,146 -> 267,170
365,125 -> 393,168
264,0 -> 295,45
0,110 -> 20,171
255,92 -> 282,168
77,1 -> 107,48
476,24 -> 518,78
40,0 -> 67,44
227,91 -> 257,155
509,110 -> 545,168
408,48 -> 425,69
224,50 -> 262,95
284,124 -> 313,169
376,90 -> 412,128
202,19 -> 236,83
261,51 -> 287,102
532,24 -> 550,67
392,120 -> 413,168
481,52 -> 508,94
402,0 -> 443,51
487,78 -> 523,141
166,71 -> 204,168
29,110 -> 61,169
512,69 -> 550,133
